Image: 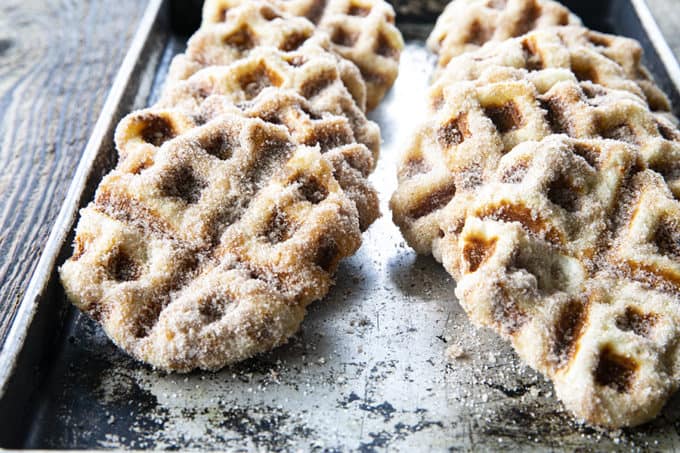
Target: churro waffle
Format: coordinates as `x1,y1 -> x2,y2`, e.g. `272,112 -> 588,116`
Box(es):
393,65 -> 677,254
202,0 -> 404,110
427,0 -> 581,71
165,2 -> 317,88
164,33 -> 367,111
156,44 -> 380,170
118,44 -> 381,229
157,45 -> 370,130
436,26 -> 672,113
116,88 -> 380,230
391,57 -> 680,425
394,63 -> 679,254
450,139 -> 680,428
197,88 -> 380,230
61,115 -> 366,371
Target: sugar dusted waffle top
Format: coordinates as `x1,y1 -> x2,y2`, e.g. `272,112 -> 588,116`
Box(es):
201,0 -> 404,110
60,0 -> 386,371
158,44 -> 379,157
392,18 -> 680,426
165,2 -> 318,90
61,115 -> 366,371
428,0 -> 581,73
117,86 -> 380,231
435,26 -> 673,115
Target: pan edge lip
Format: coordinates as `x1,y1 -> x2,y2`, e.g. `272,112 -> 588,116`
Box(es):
0,0 -> 166,402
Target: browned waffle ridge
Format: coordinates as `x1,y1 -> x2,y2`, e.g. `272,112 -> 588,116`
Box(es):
428,0 -> 581,71
435,26 -> 673,114
157,44 -> 379,158
116,87 -> 380,231
392,13 -> 680,427
60,0 -> 387,371
61,115 -> 365,371
202,0 -> 404,110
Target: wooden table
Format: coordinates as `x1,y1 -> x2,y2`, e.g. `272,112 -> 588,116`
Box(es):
0,0 -> 679,347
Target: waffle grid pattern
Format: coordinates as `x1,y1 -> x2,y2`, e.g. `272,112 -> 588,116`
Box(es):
202,0 -> 404,110
392,0 -> 680,428
60,0 -> 395,371
427,0 -> 581,71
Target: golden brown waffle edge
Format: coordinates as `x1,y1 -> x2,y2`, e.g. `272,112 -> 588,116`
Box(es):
393,9 -> 680,426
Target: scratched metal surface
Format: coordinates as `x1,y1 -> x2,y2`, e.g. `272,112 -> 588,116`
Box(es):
13,8 -> 680,453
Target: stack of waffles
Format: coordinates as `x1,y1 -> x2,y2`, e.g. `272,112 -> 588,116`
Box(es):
60,0 -> 403,372
392,0 -> 680,427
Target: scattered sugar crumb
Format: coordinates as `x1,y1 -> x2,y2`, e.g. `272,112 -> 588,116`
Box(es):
445,343 -> 466,361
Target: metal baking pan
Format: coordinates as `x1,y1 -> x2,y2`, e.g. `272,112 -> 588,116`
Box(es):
2,0 -> 680,449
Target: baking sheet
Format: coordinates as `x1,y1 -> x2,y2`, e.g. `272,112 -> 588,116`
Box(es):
3,0 -> 680,450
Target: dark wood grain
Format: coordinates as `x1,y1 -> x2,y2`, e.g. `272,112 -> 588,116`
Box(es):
0,0 -> 678,350
0,0 -> 146,345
